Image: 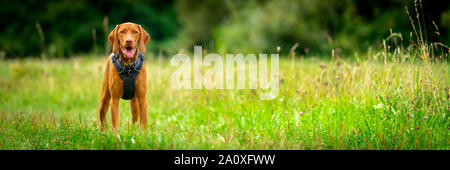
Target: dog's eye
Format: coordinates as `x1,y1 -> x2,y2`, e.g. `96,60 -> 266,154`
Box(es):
119,31 -> 124,34
133,30 -> 138,34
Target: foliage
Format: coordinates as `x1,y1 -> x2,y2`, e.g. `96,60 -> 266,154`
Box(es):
0,0 -> 178,58
0,0 -> 448,58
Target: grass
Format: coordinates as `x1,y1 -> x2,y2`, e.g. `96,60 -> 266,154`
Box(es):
0,50 -> 448,149
1,0 -> 447,150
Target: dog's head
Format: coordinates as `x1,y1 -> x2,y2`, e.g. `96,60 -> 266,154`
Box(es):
109,22 -> 150,59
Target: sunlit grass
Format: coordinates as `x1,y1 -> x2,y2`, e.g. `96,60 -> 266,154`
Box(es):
0,53 -> 448,149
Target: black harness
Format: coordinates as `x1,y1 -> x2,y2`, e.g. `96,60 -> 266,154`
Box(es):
112,53 -> 144,100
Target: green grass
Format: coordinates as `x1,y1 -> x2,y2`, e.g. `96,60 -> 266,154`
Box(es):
0,53 -> 448,150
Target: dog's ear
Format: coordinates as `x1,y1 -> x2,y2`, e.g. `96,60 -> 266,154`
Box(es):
138,25 -> 150,54
108,25 -> 120,54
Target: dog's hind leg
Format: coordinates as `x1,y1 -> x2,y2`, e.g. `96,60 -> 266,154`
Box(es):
130,97 -> 140,124
138,96 -> 148,129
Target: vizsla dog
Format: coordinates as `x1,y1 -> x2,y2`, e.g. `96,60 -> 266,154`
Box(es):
99,22 -> 150,132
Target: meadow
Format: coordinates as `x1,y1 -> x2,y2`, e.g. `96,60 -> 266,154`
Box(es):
0,49 -> 448,150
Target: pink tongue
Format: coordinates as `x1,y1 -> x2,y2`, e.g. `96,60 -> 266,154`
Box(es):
124,48 -> 135,58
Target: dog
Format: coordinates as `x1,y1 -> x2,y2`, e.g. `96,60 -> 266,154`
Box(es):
99,22 -> 150,132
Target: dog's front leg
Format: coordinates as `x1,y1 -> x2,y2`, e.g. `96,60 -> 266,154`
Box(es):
99,60 -> 111,131
110,97 -> 120,133
99,92 -> 110,131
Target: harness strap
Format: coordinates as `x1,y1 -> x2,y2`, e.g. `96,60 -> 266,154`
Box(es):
112,53 -> 144,100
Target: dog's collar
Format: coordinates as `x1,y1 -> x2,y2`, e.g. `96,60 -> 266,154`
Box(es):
112,52 -> 144,74
117,54 -> 139,66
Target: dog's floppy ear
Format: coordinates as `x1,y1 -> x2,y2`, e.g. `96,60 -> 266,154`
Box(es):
138,25 -> 150,54
108,25 -> 120,54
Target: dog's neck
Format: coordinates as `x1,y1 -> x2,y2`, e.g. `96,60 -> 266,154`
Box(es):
118,49 -> 139,64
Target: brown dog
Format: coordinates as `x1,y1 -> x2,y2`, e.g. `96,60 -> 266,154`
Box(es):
99,22 -> 150,132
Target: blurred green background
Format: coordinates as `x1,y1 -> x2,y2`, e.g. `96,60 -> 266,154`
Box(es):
1,0 -> 449,58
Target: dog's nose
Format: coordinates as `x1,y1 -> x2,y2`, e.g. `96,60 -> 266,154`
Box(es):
125,38 -> 133,44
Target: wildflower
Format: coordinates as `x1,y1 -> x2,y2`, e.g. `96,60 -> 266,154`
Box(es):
410,114 -> 413,118
424,115 -> 428,119
299,112 -> 303,116
373,103 -> 384,110
319,62 -> 326,69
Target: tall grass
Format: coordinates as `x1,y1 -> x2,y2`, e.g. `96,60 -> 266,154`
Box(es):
0,50 -> 448,149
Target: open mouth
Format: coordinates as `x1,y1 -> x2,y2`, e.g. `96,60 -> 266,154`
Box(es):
122,46 -> 136,58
